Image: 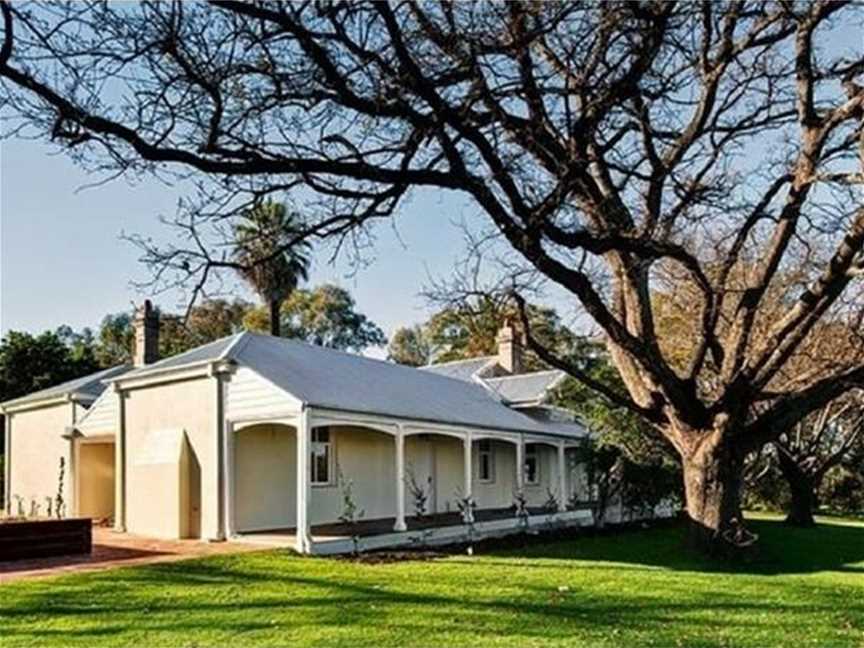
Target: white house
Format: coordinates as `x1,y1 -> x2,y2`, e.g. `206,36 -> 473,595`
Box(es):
2,303 -> 601,555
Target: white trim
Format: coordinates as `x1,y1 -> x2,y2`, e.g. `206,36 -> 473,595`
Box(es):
524,443 -> 540,486
310,427 -> 335,487
114,387 -> 126,532
232,414 -> 300,430
557,442 -> 567,512
462,432 -> 474,522
394,427 -> 406,532
4,413 -> 11,515
477,439 -> 495,484
295,406 -> 311,553
224,421 -> 235,539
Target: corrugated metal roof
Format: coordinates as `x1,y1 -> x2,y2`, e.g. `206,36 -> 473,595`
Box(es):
483,370 -> 565,405
419,356 -> 496,382
1,364 -> 131,409
230,334 -> 558,434
119,336 -> 238,378
109,332 -> 585,440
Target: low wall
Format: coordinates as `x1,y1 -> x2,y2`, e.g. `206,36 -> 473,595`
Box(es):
310,509 -> 594,556
0,518 -> 92,561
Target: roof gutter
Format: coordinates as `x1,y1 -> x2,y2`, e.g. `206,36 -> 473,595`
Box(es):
108,358 -> 236,391
0,391 -> 95,415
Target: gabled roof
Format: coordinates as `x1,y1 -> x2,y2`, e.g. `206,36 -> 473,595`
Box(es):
1,364 -> 131,411
118,336 -> 239,379
419,356 -> 497,382
112,332 -> 581,438
483,370 -> 566,406
229,334 -> 555,435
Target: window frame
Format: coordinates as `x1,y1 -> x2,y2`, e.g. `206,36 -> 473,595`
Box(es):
524,444 -> 540,486
310,427 -> 335,487
477,439 -> 495,484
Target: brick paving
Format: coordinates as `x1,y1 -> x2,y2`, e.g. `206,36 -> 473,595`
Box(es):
0,527 -> 261,583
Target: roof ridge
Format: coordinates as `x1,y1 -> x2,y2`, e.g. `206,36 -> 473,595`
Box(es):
421,355 -> 496,368
484,369 -> 564,381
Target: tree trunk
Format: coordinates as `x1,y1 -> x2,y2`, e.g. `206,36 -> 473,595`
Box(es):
268,299 -> 282,337
681,436 -> 751,556
777,451 -> 816,527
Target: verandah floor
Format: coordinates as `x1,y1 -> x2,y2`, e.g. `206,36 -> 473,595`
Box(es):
241,506 -> 560,541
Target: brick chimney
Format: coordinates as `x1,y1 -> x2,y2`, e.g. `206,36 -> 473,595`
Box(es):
133,300 -> 160,367
496,318 -> 523,375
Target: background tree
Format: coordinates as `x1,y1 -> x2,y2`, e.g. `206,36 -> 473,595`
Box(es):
245,284 -> 386,352
388,325 -> 432,367
554,348 -> 682,523
0,330 -> 99,402
94,313 -> 135,367
421,294 -> 578,369
234,201 -> 311,337
160,298 -> 252,356
773,397 -> 863,526
0,328 -> 100,507
3,2 -> 864,553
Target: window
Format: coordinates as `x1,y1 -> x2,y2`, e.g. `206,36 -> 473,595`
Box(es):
525,444 -> 540,485
311,427 -> 333,485
478,439 -> 495,483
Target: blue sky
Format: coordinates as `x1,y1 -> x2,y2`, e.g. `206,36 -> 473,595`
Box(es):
0,136 -> 485,350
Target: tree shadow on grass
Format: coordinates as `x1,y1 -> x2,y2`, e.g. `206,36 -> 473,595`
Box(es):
482,517 -> 864,576
1,558 -> 861,645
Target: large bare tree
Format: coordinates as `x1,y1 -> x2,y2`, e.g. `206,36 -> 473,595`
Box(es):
2,1 -> 863,552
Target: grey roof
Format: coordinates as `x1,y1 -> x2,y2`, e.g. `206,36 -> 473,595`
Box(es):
483,370 -> 565,405
112,332 -> 585,439
231,334 -> 559,435
119,336 -> 239,379
1,364 -> 131,409
419,356 -> 496,382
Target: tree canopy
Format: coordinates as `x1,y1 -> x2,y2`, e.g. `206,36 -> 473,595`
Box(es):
245,284 -> 386,352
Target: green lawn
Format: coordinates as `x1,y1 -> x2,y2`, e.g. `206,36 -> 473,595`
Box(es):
1,515 -> 862,647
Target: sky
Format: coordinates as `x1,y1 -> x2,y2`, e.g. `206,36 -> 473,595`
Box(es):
0,136 -> 501,356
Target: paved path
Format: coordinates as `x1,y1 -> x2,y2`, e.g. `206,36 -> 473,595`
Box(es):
0,528 -> 261,584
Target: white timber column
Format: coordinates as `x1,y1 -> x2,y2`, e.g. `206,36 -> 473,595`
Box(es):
515,435 -> 525,492
394,428 -> 407,532
462,432 -> 474,522
295,407 -> 312,553
3,413 -> 11,515
210,367 -> 227,541
114,385 -> 126,532
223,421 -> 235,539
66,402 -> 78,517
557,442 -> 568,512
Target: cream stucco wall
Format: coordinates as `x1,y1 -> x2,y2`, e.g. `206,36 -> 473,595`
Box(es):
309,426 -> 397,525
123,377 -> 214,539
234,424 -> 296,532
77,441 -> 115,520
7,402 -> 74,515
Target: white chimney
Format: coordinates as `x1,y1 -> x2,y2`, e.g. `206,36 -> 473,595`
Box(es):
496,319 -> 523,375
133,299 -> 160,367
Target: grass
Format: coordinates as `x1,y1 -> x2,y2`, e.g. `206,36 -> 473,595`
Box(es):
0,515 -> 862,647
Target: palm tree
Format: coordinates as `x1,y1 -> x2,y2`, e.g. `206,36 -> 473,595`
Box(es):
233,201 -> 311,336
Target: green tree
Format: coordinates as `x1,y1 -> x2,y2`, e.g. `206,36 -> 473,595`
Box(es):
0,330 -> 99,403
234,201 -> 311,337
388,326 -> 432,367
424,297 -> 577,368
245,284 -> 386,352
554,348 -> 682,522
160,299 -> 253,357
94,313 -> 135,367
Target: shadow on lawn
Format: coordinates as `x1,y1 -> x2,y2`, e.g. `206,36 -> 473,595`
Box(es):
482,517 -> 864,576
1,553 -> 862,644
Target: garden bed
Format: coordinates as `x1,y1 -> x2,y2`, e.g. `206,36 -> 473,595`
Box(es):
0,518 -> 92,562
